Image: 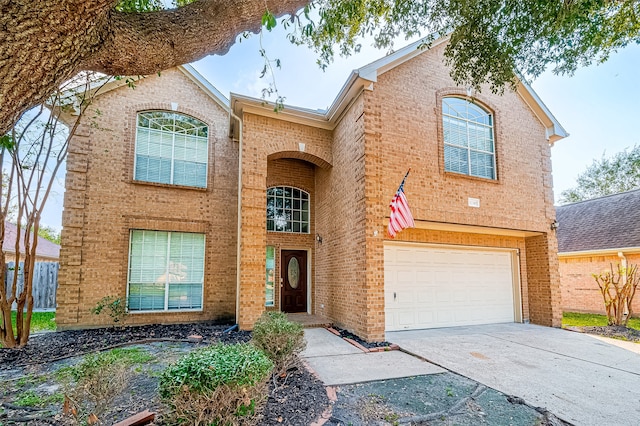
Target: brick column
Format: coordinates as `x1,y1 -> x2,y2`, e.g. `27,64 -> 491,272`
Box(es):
237,132 -> 267,330
525,233 -> 562,327
56,124 -> 90,328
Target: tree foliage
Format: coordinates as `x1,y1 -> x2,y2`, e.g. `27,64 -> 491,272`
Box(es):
3,0 -> 640,134
292,0 -> 640,94
559,145 -> 640,204
37,226 -> 61,245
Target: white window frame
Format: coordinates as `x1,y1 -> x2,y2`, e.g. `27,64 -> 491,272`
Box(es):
442,97 -> 496,180
133,111 -> 209,188
126,230 -> 205,313
266,186 -> 310,234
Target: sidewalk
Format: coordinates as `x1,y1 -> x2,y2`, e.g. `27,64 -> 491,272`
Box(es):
301,328 -> 444,385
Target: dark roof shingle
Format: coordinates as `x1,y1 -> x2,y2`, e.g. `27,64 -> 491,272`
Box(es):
556,189 -> 640,253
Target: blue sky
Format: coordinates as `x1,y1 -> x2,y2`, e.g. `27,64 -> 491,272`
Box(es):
41,29 -> 640,230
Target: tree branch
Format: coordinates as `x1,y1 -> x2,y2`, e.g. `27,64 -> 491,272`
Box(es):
0,0 -> 310,135
86,0 -> 310,75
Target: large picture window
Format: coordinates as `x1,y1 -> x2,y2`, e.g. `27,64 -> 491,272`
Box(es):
134,111 -> 208,188
127,230 -> 205,312
443,97 -> 496,180
267,186 -> 310,233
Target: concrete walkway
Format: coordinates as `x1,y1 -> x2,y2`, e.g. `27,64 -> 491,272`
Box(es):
302,328 -> 444,385
387,323 -> 640,426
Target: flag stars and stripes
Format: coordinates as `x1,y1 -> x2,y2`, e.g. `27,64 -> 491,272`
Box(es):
388,170 -> 415,238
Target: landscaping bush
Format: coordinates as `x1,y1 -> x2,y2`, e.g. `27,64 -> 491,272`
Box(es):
91,296 -> 128,326
251,311 -> 306,376
59,349 -> 139,422
159,343 -> 273,426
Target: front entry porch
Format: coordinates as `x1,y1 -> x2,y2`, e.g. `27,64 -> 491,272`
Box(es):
287,312 -> 331,328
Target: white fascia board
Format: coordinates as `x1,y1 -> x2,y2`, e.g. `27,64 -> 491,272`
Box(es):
230,93 -> 332,129
559,247 -> 640,257
179,64 -> 230,111
516,76 -> 569,143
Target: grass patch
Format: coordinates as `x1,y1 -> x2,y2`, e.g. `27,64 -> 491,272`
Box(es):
10,311 -> 56,333
57,347 -> 154,381
15,389 -> 64,407
563,312 -> 640,330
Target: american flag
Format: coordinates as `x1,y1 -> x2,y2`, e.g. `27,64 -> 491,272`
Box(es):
388,170 -> 415,238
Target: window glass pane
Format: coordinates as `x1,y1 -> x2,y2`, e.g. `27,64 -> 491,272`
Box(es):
470,151 -> 495,179
265,246 -> 275,307
128,283 -> 165,311
168,283 -> 202,310
266,186 -> 310,233
444,145 -> 469,174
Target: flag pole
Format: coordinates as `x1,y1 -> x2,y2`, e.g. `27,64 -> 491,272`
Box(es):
398,168 -> 411,191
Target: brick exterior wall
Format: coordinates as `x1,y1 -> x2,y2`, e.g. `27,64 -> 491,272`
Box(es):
314,94 -> 369,336
560,253 -> 640,316
58,69 -> 238,328
237,114 -> 332,330
58,41 -> 561,339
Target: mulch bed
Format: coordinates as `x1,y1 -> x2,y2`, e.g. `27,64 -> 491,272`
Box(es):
0,323 -> 329,425
331,326 -> 392,349
0,322 -> 251,368
567,325 -> 640,343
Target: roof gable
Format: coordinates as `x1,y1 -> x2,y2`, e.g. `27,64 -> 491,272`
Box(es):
229,35 -> 567,143
556,189 -> 640,253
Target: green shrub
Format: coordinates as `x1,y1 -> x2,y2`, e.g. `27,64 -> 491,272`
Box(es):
159,343 -> 273,425
251,311 -> 306,375
91,296 -> 128,326
60,349 -> 137,422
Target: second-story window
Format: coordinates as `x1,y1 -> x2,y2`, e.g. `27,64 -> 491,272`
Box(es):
134,111 -> 208,188
443,97 -> 496,180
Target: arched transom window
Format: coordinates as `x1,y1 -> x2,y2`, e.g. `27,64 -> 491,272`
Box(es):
267,186 -> 310,233
442,97 -> 496,180
134,111 -> 208,188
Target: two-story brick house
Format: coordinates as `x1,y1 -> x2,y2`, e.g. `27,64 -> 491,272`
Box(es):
57,36 -> 567,341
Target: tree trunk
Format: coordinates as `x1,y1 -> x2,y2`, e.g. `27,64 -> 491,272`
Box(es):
0,0 -> 310,134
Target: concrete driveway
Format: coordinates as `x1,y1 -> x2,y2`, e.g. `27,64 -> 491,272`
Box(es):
387,323 -> 640,426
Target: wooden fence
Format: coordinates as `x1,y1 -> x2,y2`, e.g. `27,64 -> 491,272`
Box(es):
5,262 -> 59,311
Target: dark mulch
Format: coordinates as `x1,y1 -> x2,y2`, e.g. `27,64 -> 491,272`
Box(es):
332,326 -> 391,349
0,322 -> 251,368
262,367 -> 328,425
572,325 -> 640,343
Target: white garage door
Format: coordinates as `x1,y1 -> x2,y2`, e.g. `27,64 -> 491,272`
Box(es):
385,243 -> 517,331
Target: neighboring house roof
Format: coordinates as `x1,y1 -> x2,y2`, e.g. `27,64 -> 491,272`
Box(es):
2,222 -> 60,260
230,34 -> 568,143
556,189 -> 640,253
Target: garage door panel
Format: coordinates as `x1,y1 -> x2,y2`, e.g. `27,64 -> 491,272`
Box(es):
385,244 -> 516,331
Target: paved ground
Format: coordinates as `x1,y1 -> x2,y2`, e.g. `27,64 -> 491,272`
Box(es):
302,328 -> 445,385
387,323 -> 640,426
303,328 -> 566,425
